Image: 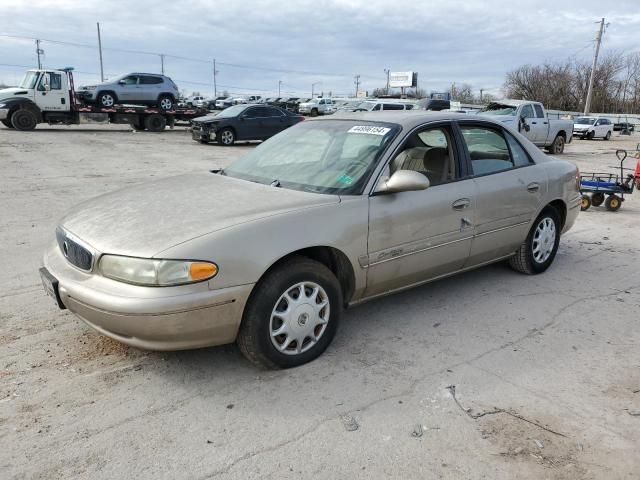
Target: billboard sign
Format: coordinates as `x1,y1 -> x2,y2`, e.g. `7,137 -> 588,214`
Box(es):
389,71 -> 415,88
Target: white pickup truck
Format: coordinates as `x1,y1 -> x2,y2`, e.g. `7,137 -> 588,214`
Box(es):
297,98 -> 336,116
478,100 -> 573,154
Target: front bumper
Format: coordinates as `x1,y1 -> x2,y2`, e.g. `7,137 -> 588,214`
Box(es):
0,108 -> 8,120
573,130 -> 589,137
43,241 -> 253,351
191,125 -> 215,142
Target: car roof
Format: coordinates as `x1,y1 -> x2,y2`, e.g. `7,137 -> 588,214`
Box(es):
319,110 -> 500,129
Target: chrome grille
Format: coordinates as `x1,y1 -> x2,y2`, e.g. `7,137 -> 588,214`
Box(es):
56,227 -> 93,271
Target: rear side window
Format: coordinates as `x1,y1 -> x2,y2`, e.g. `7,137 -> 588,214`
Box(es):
383,103 -> 404,110
266,107 -> 284,117
49,73 -> 62,90
461,126 -> 514,176
534,104 -> 545,118
505,132 -> 533,167
140,76 -> 163,85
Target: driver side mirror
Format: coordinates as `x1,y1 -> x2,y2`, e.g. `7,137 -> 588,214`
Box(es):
43,73 -> 51,91
520,115 -> 530,132
375,170 -> 430,194
118,79 -> 126,85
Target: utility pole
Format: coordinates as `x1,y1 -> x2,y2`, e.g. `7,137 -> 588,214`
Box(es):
384,68 -> 390,95
160,54 -> 165,74
35,39 -> 43,69
480,88 -> 484,103
96,22 -> 104,82
584,18 -> 606,115
213,59 -> 218,97
278,80 -> 282,97
354,74 -> 360,97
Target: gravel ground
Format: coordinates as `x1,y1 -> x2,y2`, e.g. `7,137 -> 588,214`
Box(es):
1,124 -> 639,479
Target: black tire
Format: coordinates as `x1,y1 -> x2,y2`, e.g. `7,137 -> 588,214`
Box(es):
97,91 -> 117,108
580,194 -> 591,211
310,108 -> 319,117
591,192 -> 605,207
1,118 -> 14,129
509,207 -> 561,275
237,256 -> 343,369
129,119 -> 145,131
605,195 -> 621,212
587,131 -> 595,140
10,109 -> 37,131
217,127 -> 235,146
604,131 -> 611,141
144,114 -> 166,132
549,134 -> 565,154
157,94 -> 174,110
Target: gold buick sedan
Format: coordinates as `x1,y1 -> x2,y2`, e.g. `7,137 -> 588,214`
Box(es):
41,112 -> 581,368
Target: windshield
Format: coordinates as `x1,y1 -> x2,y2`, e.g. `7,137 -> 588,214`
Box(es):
356,102 -> 376,111
223,120 -> 400,195
19,71 -> 40,89
575,117 -> 595,125
478,104 -> 517,116
216,105 -> 248,118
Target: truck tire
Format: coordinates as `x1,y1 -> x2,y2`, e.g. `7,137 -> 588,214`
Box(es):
157,95 -> 174,110
549,134 -> 565,154
2,119 -> 14,129
11,109 -> 37,131
310,108 -> 319,117
97,91 -> 117,108
144,114 -> 166,132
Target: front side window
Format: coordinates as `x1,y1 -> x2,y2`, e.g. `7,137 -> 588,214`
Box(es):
390,126 -> 457,186
461,126 -> 515,176
244,107 -> 264,117
120,76 -> 138,85
521,104 -> 535,118
224,120 -> 399,195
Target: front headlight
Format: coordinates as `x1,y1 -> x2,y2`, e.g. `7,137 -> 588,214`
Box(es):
0,103 -> 6,108
99,255 -> 218,286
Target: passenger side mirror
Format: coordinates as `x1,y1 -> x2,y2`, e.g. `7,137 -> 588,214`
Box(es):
118,79 -> 126,85
375,170 -> 430,194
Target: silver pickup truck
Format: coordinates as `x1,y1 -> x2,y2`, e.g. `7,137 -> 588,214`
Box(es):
478,100 -> 573,154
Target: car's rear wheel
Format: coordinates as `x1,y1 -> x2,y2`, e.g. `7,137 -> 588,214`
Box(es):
591,192 -> 605,207
509,208 -> 561,275
604,131 -> 611,141
605,195 -> 621,212
11,109 -> 37,131
237,256 -> 342,369
580,194 -> 591,211
158,95 -> 174,110
218,128 -> 235,146
549,134 -> 565,154
1,118 -> 14,128
97,91 -> 117,108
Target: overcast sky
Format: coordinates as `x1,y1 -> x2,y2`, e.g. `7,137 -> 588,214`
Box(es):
1,0 -> 639,97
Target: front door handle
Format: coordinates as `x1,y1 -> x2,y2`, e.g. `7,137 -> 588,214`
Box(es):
527,182 -> 540,193
452,198 -> 471,210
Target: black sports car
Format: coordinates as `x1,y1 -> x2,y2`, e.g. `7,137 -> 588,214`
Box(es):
190,104 -> 304,146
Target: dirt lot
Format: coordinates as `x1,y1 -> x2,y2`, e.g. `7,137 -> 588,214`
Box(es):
1,124 -> 639,479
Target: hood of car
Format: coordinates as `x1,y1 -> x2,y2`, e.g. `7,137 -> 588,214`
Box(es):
0,87 -> 30,101
59,172 -> 339,258
192,115 -> 220,123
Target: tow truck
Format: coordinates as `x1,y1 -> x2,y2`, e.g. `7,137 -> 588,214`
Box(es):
0,68 -> 206,132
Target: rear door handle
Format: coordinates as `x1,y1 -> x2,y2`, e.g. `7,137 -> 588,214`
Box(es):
527,182 -> 540,193
452,198 -> 471,210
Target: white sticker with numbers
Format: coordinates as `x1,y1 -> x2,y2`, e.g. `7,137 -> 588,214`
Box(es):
348,125 -> 391,135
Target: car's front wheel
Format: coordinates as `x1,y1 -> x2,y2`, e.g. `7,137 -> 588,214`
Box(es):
237,256 -> 342,368
218,128 -> 235,146
97,91 -> 117,108
509,208 -> 561,275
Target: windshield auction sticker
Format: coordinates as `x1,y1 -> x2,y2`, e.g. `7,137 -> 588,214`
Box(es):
348,125 -> 391,135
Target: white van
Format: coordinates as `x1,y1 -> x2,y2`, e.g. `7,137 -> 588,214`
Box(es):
573,116 -> 613,140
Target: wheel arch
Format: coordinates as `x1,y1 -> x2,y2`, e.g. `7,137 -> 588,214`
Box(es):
546,199 -> 567,230
556,130 -> 567,141
5,98 -> 42,122
255,246 -> 356,307
158,92 -> 176,101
